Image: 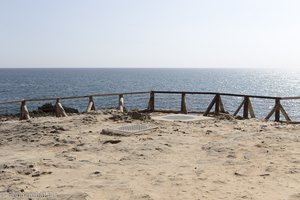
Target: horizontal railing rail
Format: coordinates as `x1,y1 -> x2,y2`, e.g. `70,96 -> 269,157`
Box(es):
0,91 -> 151,105
151,90 -> 300,100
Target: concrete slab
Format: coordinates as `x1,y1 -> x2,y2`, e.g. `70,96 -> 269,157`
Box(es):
151,114 -> 212,122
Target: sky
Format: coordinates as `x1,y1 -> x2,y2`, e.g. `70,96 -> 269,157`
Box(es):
0,0 -> 300,68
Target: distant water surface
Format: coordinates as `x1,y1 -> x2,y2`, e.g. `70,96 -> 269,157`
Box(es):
1,68 -> 300,120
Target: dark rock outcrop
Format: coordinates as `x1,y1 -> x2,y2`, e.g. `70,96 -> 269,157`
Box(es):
37,103 -> 79,113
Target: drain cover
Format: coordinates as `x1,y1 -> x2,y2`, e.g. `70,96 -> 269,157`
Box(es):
152,114 -> 212,122
117,124 -> 154,133
101,124 -> 156,136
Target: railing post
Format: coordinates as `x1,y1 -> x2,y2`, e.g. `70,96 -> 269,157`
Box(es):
55,98 -> 68,117
279,101 -> 291,122
119,94 -> 125,112
148,91 -> 155,112
181,92 -> 187,114
203,95 -> 217,116
219,95 -> 225,113
275,98 -> 280,122
87,96 -> 96,112
265,97 -> 281,122
243,96 -> 249,119
19,100 -> 30,120
248,98 -> 256,118
215,94 -> 220,114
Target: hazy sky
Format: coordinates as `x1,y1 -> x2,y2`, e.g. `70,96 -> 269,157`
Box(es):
0,0 -> 300,68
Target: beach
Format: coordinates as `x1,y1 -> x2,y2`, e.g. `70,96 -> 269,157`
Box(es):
0,110 -> 299,200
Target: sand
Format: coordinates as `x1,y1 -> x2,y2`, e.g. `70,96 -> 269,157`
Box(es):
0,110 -> 299,200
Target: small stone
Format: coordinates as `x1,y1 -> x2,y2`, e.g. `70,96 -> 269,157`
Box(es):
103,140 -> 121,144
234,172 -> 244,176
259,173 -> 270,177
50,130 -> 60,134
32,172 -> 40,177
67,157 -> 76,161
155,147 -> 163,152
41,171 -> 52,175
227,154 -> 236,158
235,116 -> 244,120
24,171 -> 31,175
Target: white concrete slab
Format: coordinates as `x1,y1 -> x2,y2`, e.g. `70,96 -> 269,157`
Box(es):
151,114 -> 212,122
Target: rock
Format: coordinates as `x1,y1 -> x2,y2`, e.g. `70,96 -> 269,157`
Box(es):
103,140 -> 121,144
155,147 -> 163,152
50,130 -> 61,134
38,103 -> 55,113
0,118 -> 9,122
109,114 -> 127,121
32,171 -> 41,177
127,111 -> 150,120
235,116 -> 244,120
67,157 -> 76,161
107,110 -> 150,121
234,171 -> 244,176
217,114 -> 235,121
72,147 -> 81,152
37,103 -> 79,113
82,115 -> 98,124
63,106 -> 79,113
52,125 -> 67,131
41,171 -> 52,175
227,153 -> 236,158
259,173 -> 270,177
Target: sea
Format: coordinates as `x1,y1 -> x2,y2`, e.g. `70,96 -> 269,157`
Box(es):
1,68 -> 300,121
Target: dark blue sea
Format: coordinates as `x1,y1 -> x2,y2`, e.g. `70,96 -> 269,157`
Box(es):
1,68 -> 300,120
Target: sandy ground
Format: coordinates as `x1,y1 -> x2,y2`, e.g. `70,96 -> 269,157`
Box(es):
0,110 -> 299,200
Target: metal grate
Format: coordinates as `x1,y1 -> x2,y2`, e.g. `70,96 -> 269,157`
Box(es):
116,124 -> 154,133
101,124 -> 157,136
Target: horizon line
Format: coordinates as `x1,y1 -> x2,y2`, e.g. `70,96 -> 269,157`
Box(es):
0,66 -> 297,69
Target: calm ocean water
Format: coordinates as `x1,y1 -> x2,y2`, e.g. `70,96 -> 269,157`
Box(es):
1,68 -> 300,120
